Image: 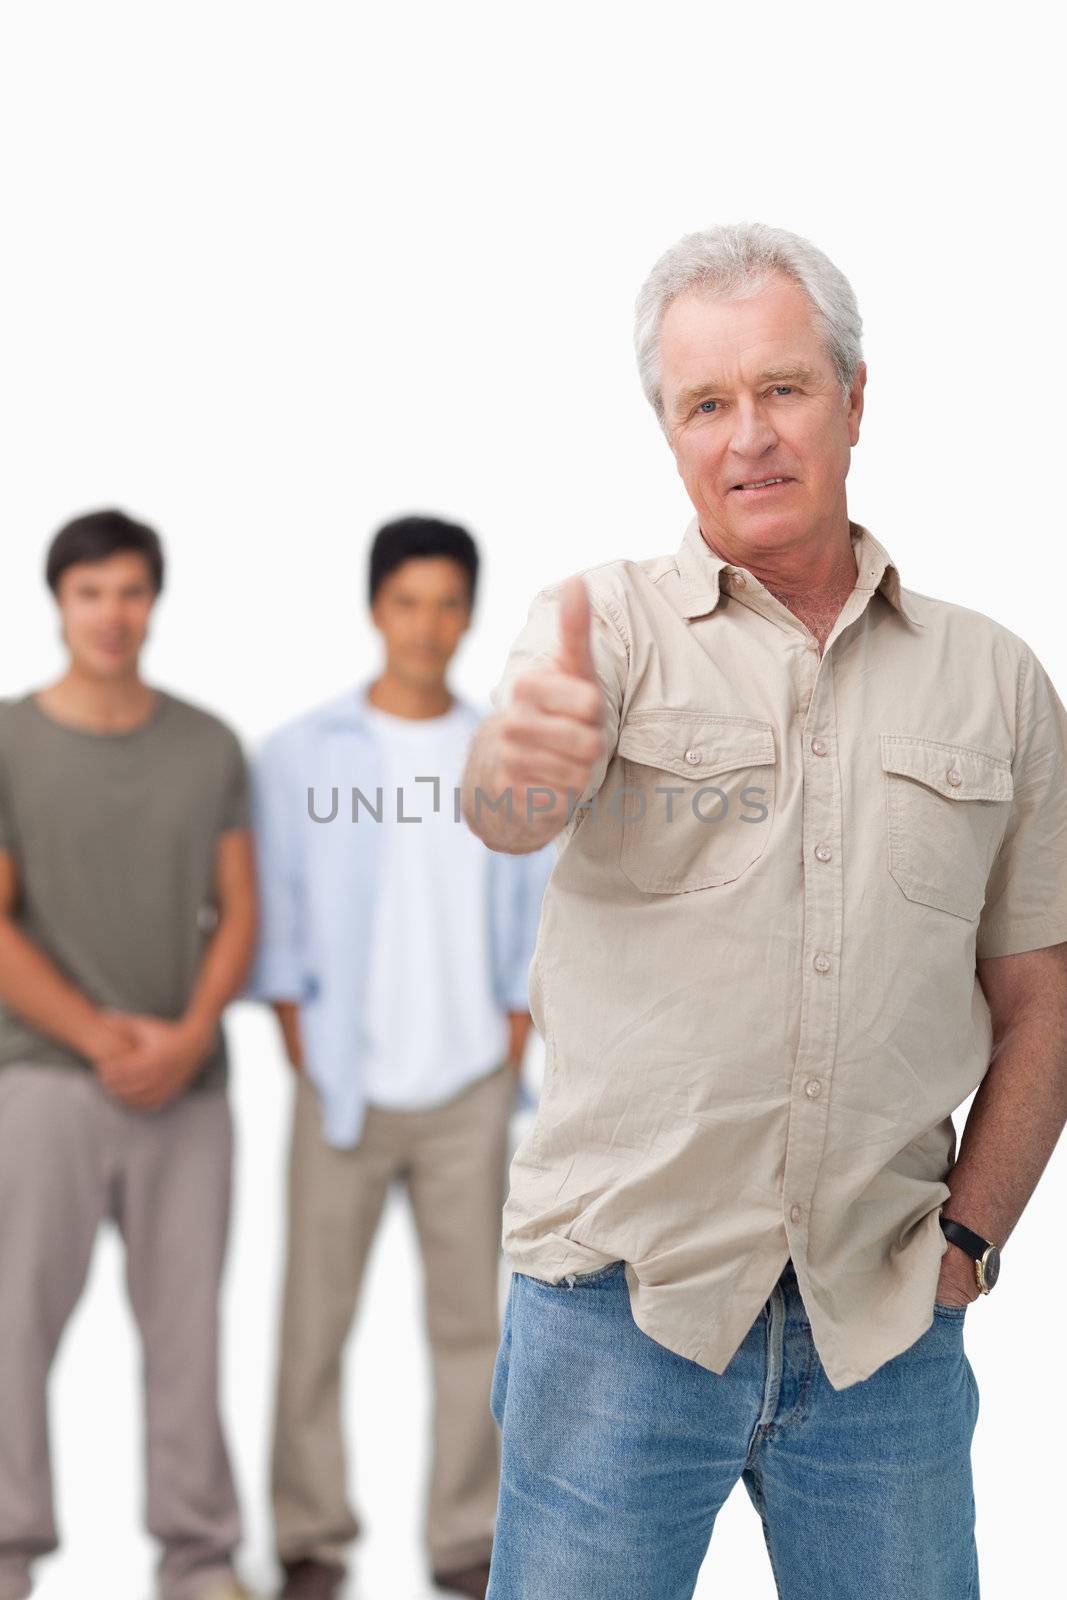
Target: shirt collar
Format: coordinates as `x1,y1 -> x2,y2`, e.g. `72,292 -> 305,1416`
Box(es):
674,514 -> 924,628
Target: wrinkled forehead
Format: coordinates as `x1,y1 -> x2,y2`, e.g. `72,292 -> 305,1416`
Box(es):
659,273 -> 830,393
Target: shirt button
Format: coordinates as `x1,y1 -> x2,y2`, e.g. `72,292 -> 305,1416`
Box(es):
730,571 -> 747,588
804,1078 -> 822,1099
810,737 -> 827,756
684,749 -> 702,765
945,767 -> 962,787
813,952 -> 832,974
814,843 -> 832,862
790,1203 -> 803,1223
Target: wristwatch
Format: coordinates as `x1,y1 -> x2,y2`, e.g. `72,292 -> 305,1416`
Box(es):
939,1210 -> 1001,1294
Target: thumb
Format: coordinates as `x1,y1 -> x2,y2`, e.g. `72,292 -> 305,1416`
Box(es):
554,575 -> 596,683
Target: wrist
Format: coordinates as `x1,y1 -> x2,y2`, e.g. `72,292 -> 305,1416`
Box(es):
180,1009 -> 219,1055
77,1011 -> 119,1062
939,1209 -> 1002,1295
939,1244 -> 980,1297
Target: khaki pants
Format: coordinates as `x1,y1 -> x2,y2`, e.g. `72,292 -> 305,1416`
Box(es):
0,1065 -> 241,1600
271,1063 -> 516,1576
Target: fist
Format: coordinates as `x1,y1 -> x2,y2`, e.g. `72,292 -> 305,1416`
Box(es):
495,575 -> 608,816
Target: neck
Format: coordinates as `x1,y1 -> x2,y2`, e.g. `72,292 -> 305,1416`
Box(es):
37,666 -> 156,733
700,508 -> 858,608
367,670 -> 454,720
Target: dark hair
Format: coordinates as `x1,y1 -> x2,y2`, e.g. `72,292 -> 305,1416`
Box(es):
45,508 -> 165,596
368,515 -> 478,607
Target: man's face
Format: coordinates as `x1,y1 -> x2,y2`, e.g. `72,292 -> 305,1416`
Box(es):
56,552 -> 157,679
371,556 -> 472,685
658,272 -> 866,556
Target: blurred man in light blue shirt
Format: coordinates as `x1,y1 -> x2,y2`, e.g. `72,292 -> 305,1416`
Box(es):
246,516 -> 551,1600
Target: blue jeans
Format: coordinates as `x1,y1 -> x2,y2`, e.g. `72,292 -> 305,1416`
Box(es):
487,1258 -> 979,1599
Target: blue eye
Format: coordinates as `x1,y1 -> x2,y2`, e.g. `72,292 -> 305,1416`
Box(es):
698,399 -> 719,414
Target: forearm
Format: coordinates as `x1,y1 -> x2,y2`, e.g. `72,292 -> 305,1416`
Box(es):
461,715 -> 570,853
944,1000 -> 1067,1250
506,1010 -> 534,1064
271,1000 -> 304,1069
183,898 -> 258,1039
0,918 -> 108,1056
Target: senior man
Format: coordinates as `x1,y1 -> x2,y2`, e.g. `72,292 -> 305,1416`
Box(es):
461,222 -> 1067,1599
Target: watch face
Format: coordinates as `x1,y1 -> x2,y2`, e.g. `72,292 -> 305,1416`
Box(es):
981,1245 -> 1001,1291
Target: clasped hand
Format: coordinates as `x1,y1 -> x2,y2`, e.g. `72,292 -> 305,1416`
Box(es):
89,1010 -> 216,1111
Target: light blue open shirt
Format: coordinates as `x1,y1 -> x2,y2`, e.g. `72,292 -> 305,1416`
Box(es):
244,678 -> 553,1148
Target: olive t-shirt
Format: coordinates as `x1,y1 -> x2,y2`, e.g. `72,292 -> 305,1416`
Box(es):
0,689 -> 251,1091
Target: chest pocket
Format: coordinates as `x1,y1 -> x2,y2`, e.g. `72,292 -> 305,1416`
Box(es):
615,710 -> 776,894
881,734 -> 1013,921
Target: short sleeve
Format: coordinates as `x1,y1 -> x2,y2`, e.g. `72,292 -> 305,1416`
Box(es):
976,645 -> 1067,958
488,579 -> 630,806
218,727 -> 252,833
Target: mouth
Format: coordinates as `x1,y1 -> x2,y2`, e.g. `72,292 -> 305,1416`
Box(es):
731,476 -> 795,494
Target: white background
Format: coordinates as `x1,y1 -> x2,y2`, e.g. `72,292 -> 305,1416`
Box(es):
1,3 -> 1064,1596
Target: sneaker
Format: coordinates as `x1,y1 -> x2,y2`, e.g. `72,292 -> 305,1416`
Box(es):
431,1558 -> 492,1598
277,1558 -> 346,1599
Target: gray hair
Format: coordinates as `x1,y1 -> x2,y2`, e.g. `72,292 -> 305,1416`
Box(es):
633,221 -> 863,428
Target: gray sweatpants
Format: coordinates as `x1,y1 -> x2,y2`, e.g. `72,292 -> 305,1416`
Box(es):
0,1064 -> 241,1600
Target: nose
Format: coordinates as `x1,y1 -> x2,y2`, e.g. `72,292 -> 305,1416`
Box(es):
728,399 -> 780,463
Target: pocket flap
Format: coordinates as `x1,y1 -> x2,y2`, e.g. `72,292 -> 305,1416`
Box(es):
618,711 -> 776,781
880,734 -> 1013,802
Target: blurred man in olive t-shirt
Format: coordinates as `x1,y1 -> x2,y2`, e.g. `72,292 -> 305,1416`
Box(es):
0,510 -> 258,1600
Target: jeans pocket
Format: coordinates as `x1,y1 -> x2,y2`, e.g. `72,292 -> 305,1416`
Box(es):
529,1260 -> 626,1290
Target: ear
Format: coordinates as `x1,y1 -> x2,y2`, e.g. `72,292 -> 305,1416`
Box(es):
847,360 -> 867,445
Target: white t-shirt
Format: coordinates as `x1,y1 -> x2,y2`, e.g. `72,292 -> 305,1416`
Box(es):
360,698 -> 509,1110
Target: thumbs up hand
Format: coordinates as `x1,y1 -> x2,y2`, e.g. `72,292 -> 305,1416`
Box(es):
492,575 -> 608,827
554,572 -> 598,685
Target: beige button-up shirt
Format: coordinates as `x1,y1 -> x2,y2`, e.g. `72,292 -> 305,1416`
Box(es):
488,516 -> 1067,1389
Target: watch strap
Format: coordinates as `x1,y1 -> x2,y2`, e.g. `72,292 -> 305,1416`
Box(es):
939,1215 -> 991,1260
